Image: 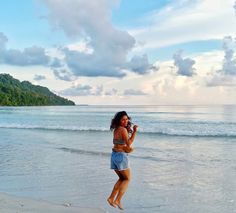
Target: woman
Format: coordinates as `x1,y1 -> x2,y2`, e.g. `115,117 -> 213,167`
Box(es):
107,111 -> 138,210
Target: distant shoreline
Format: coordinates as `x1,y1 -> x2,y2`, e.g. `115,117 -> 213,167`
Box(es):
1,104 -> 236,107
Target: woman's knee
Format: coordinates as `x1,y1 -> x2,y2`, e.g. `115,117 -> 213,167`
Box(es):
125,176 -> 131,181
118,177 -> 124,181
120,171 -> 131,181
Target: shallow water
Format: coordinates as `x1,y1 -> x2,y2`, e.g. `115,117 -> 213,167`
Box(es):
0,105 -> 235,212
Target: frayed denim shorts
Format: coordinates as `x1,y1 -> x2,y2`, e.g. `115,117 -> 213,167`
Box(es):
110,151 -> 129,171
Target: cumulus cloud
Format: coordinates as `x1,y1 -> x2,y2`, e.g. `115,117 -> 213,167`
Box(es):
105,88 -> 118,96
205,74 -> 236,87
173,51 -> 196,76
205,36 -> 236,87
53,68 -> 76,81
127,54 -> 157,74
40,0 -> 153,77
234,1 -> 236,14
59,84 -> 103,96
34,74 -> 46,81
50,58 -> 63,68
62,48 -> 125,77
4,46 -> 50,66
59,85 -> 92,96
94,85 -> 103,96
220,36 -> 236,75
0,32 -> 50,66
123,89 -> 147,96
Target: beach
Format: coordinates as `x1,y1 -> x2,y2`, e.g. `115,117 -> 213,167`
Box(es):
0,105 -> 235,213
0,192 -> 105,213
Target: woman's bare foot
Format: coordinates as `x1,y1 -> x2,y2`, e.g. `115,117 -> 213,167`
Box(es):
114,200 -> 124,210
107,198 -> 116,208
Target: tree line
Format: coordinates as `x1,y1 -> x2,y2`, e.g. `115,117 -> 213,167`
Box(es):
0,74 -> 75,106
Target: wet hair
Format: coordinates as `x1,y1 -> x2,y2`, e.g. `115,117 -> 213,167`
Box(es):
110,111 -> 132,131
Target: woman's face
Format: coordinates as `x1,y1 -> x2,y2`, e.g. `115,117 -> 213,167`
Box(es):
120,115 -> 129,127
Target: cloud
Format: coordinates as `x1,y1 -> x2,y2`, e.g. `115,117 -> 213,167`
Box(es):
0,33 -> 8,63
220,36 -> 236,75
39,0 -> 153,77
105,88 -> 118,96
53,68 -> 76,81
173,51 -> 196,76
50,58 -> 63,68
94,85 -> 103,96
34,74 -> 46,81
0,32 -> 50,66
127,54 -> 158,74
204,36 -> 236,87
0,32 -> 7,50
205,74 -> 236,87
130,0 -> 236,51
234,1 -> 236,14
123,89 -> 147,96
60,85 -> 92,96
59,84 -> 103,96
62,48 -> 126,77
4,46 -> 50,66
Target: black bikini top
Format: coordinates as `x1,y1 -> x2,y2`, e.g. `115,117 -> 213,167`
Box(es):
113,138 -> 126,145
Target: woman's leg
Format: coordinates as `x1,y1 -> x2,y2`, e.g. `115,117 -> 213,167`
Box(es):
114,168 -> 131,210
107,170 -> 123,207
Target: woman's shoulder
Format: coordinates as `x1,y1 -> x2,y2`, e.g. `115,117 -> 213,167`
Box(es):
116,126 -> 128,133
114,126 -> 126,131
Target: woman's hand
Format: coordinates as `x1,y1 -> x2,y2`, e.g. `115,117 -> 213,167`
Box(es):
133,125 -> 138,133
124,146 -> 134,153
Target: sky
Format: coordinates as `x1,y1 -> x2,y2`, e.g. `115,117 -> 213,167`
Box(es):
0,0 -> 236,105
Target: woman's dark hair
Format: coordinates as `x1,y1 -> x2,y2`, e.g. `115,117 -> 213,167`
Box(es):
110,111 -> 131,130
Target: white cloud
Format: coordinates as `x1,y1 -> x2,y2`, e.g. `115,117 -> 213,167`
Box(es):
58,84 -> 104,96
105,88 -> 118,96
40,0 -> 154,77
66,40 -> 94,54
34,74 -> 46,81
234,1 -> 236,13
123,89 -> 147,96
130,0 -> 236,51
127,54 -> 158,74
220,36 -> 236,75
173,50 -> 196,76
53,68 -> 76,81
205,74 -> 236,87
0,32 -> 50,66
203,36 -> 236,86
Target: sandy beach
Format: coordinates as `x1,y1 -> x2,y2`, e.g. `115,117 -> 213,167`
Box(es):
0,192 -> 106,213
0,105 -> 235,212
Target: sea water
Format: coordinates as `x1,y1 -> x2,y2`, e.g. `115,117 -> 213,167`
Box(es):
0,105 -> 235,213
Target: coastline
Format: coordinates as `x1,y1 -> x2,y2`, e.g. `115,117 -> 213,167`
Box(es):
1,105 -> 235,212
0,192 -> 106,213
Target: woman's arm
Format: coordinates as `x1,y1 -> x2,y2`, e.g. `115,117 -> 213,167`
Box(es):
121,125 -> 138,146
123,146 -> 134,153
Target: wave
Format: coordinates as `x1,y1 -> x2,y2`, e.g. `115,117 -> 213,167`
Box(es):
142,130 -> 236,137
0,124 -> 109,132
0,124 -> 236,137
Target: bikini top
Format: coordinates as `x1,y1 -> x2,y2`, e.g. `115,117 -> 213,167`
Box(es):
113,138 -> 126,145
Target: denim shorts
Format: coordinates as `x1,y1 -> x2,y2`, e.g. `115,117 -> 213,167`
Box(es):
110,151 -> 129,171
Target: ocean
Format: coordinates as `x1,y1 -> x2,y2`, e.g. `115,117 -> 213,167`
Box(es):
0,105 -> 235,213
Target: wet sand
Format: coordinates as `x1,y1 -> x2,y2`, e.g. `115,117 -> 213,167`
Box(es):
0,192 -> 106,213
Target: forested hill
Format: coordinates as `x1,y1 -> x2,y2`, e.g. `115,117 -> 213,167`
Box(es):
0,74 -> 75,106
